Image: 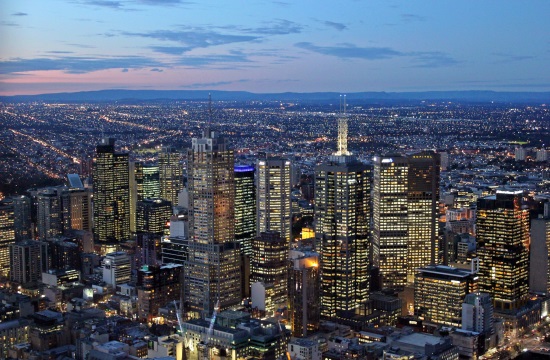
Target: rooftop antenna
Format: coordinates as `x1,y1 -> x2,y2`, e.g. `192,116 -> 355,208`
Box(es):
336,94 -> 350,156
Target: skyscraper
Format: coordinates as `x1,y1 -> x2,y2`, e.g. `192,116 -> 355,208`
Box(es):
9,240 -> 49,285
159,146 -> 182,205
476,190 -> 529,312
93,138 -> 131,244
315,108 -> 371,320
373,154 -> 408,290
257,158 -> 292,242
184,129 -> 242,318
0,201 -> 15,278
1,196 -> 31,242
414,264 -> 478,327
530,203 -> 550,294
289,248 -> 320,337
406,151 -> 440,282
37,187 -> 65,240
136,198 -> 172,234
250,231 -> 288,310
373,151 -> 440,289
234,165 -> 256,256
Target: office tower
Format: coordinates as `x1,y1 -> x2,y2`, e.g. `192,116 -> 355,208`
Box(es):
250,231 -> 288,311
137,263 -> 183,321
93,138 -> 131,244
184,129 -> 241,318
136,198 -> 172,234
289,248 -> 320,337
131,162 -> 161,232
1,196 -> 31,241
462,292 -> 494,334
234,165 -> 256,256
373,151 -> 440,289
476,191 -> 529,312
37,187 -> 65,240
257,157 -> 292,242
462,292 -> 495,354
414,264 -> 478,327
373,155 -> 409,289
0,201 -> 15,278
315,109 -> 371,320
9,240 -> 49,284
406,151 -> 440,283
45,238 -> 81,271
65,189 -> 92,232
102,251 -> 132,286
161,214 -> 189,265
159,146 -> 182,205
530,203 -> 550,294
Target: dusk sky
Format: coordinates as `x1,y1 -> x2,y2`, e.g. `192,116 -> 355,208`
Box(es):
1,0 -> 549,95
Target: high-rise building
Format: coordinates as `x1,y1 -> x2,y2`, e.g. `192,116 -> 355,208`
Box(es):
37,187 -> 66,240
462,292 -> 494,334
136,198 -> 172,234
184,129 -> 241,318
462,292 -> 495,354
130,162 -> 162,233
234,165 -> 256,256
65,187 -> 93,232
159,146 -> 182,205
9,240 -> 49,285
315,108 -> 371,320
289,248 -> 320,337
137,263 -> 183,321
93,138 -> 131,244
1,196 -> 31,241
250,231 -> 288,310
530,203 -> 550,294
476,190 -> 529,312
373,155 -> 409,289
414,264 -> 479,327
257,158 -> 292,242
102,251 -> 132,286
373,151 -> 440,289
406,151 -> 440,283
0,200 -> 16,278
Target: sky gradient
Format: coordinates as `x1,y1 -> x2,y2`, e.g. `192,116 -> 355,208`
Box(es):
1,0 -> 549,95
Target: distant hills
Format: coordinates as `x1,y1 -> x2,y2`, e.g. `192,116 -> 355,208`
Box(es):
1,89 -> 549,103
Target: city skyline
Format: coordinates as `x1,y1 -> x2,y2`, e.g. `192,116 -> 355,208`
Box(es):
1,0 -> 549,96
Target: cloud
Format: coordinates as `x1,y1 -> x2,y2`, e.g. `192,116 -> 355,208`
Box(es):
86,0 -> 123,9
121,68 -> 129,72
408,51 -> 461,68
0,56 -> 164,74
295,42 -> 403,59
184,79 -> 250,88
135,0 -> 194,5
220,19 -> 303,36
176,52 -> 252,67
66,43 -> 96,49
45,51 -> 75,54
1,21 -> 19,27
150,68 -> 163,72
150,46 -> 190,55
126,29 -> 259,52
295,41 -> 460,68
401,14 -> 426,22
11,12 -> 28,16
272,1 -> 290,6
323,21 -> 347,31
492,52 -> 536,63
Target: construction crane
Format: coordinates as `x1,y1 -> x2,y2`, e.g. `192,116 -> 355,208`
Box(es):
200,300 -> 220,360
173,300 -> 193,351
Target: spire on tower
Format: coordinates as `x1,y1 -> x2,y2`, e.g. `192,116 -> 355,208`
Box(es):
335,94 -> 350,156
